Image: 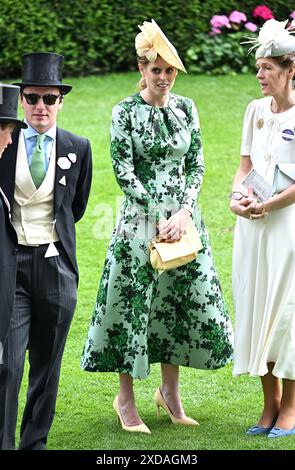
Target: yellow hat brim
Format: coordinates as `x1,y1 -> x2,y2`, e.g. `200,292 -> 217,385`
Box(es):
151,19 -> 186,72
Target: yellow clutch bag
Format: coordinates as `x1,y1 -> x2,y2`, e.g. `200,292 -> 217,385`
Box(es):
149,218 -> 203,271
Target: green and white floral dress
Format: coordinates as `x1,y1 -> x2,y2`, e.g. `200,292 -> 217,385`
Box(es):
81,92 -> 233,379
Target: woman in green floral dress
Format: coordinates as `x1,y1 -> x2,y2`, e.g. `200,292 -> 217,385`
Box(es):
81,19 -> 233,433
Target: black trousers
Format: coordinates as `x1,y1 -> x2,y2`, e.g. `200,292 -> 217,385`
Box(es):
0,243 -> 77,450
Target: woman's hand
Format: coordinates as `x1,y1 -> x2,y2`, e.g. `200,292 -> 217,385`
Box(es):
250,202 -> 268,219
158,209 -> 191,242
230,197 -> 256,218
230,187 -> 263,220
230,199 -> 268,219
230,188 -> 268,220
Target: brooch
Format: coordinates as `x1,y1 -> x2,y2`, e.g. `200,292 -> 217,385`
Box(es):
257,119 -> 264,129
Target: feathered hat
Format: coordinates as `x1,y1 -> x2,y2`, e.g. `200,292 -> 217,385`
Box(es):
243,19 -> 295,59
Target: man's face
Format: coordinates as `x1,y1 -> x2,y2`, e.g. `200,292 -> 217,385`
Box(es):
21,86 -> 63,133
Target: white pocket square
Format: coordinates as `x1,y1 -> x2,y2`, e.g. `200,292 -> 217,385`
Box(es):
59,176 -> 66,186
57,157 -> 71,170
67,152 -> 77,163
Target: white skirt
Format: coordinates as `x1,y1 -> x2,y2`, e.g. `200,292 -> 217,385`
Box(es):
232,204 -> 295,379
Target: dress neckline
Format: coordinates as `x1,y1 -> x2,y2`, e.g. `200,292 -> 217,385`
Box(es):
137,92 -> 171,109
269,96 -> 295,117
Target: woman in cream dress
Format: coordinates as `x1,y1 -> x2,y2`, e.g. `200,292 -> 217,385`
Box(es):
230,19 -> 295,438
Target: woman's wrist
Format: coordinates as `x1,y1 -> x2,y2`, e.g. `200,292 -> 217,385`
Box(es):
229,190 -> 246,201
263,200 -> 272,213
260,202 -> 266,215
260,201 -> 271,214
230,199 -> 240,214
179,208 -> 192,217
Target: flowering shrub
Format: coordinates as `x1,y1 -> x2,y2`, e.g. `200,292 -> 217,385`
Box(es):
209,5 -> 275,36
186,31 -> 256,75
186,5 -> 295,75
252,5 -> 274,22
210,11 -> 258,35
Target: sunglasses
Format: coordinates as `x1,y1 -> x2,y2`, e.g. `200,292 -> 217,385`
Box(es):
22,92 -> 61,106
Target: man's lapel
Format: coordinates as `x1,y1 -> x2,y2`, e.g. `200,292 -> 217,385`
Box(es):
54,128 -> 75,216
0,187 -> 11,214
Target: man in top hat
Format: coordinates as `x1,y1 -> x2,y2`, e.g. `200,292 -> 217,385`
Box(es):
0,53 -> 92,450
0,84 -> 27,368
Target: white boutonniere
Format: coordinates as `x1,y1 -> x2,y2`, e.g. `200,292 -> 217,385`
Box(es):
67,152 -> 77,163
57,157 -> 72,170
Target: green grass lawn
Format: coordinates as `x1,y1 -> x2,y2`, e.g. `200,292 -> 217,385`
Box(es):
16,73 -> 294,450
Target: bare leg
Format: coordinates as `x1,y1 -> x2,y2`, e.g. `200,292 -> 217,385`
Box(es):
258,362 -> 281,427
160,364 -> 185,419
118,373 -> 142,426
275,379 -> 295,429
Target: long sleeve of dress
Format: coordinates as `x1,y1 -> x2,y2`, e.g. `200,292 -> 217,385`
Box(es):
181,100 -> 205,213
110,104 -> 165,223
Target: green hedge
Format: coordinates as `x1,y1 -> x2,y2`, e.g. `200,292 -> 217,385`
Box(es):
0,0 -> 293,78
0,0 -> 201,77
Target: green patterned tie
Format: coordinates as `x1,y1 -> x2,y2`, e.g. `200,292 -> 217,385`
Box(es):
30,134 -> 46,188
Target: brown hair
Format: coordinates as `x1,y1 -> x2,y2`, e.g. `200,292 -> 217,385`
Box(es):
0,123 -> 9,130
136,54 -> 150,90
271,53 -> 295,79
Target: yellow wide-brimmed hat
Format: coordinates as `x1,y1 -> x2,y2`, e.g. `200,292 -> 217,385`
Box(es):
135,19 -> 186,72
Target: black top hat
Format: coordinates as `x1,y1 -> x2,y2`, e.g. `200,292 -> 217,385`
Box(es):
13,52 -> 72,94
0,84 -> 27,129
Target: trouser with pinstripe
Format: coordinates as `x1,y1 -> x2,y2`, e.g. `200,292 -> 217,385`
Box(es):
0,242 -> 77,450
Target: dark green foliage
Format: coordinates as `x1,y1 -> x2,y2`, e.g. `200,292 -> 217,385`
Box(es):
0,1 -> 58,77
0,0 -> 200,77
186,32 -> 257,75
0,0 -> 292,77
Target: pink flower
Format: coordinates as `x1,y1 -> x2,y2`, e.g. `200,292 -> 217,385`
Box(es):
290,11 -> 295,20
245,22 -> 258,32
210,27 -> 222,35
229,11 -> 247,24
253,5 -> 274,21
210,15 -> 231,30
